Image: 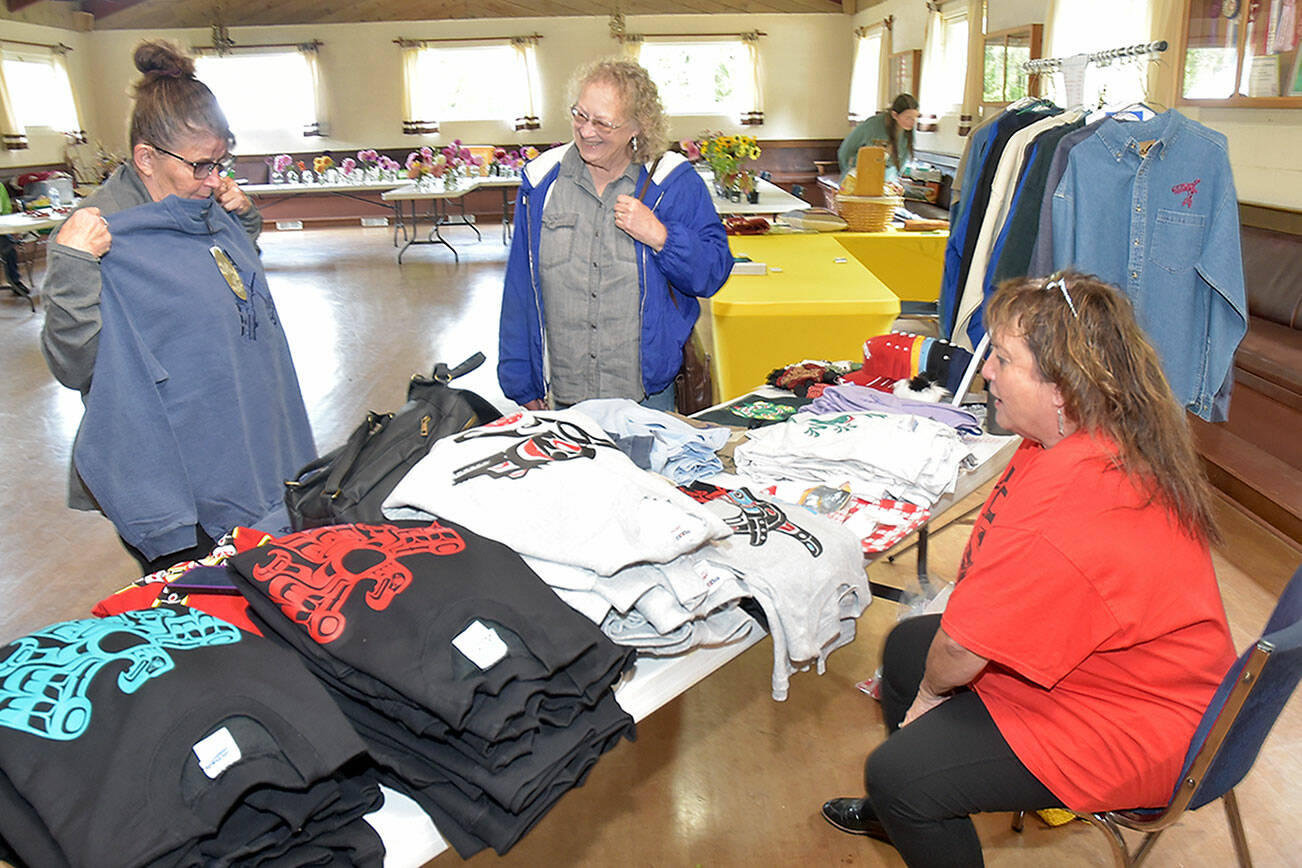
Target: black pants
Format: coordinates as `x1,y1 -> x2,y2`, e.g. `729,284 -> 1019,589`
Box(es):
0,235 -> 26,289
863,614 -> 1064,867
120,525 -> 217,576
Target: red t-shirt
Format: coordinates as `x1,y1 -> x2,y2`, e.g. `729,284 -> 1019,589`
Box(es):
942,433 -> 1235,812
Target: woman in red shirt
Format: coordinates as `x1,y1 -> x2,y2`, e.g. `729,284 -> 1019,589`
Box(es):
821,272 -> 1235,866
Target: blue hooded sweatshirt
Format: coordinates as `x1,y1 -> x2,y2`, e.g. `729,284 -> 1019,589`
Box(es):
74,196 -> 315,559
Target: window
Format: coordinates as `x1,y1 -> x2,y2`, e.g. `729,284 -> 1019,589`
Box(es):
401,39 -> 540,132
982,25 -> 1042,106
639,40 -> 754,117
195,49 -> 321,138
1179,0 -> 1302,104
407,43 -> 531,124
848,28 -> 883,123
1,51 -> 80,134
1045,0 -> 1150,108
921,6 -> 970,112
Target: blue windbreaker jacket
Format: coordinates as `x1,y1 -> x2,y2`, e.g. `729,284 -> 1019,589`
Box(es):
497,144 -> 733,406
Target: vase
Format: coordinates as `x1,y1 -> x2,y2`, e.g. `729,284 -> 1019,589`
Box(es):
746,189 -> 760,204
324,168 -> 340,184
285,170 -> 299,184
417,174 -> 438,192
300,170 -> 315,184
728,188 -> 742,203
365,166 -> 381,183
444,173 -> 460,191
270,171 -> 284,185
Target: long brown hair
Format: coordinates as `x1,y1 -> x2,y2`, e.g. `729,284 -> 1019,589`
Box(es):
882,93 -> 918,172
985,271 -> 1219,543
128,40 -> 233,150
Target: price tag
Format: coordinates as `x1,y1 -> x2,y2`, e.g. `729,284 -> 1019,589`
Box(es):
453,620 -> 509,670
192,726 -> 241,779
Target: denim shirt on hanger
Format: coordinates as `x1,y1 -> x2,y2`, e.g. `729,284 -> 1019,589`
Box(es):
1050,109 -> 1246,421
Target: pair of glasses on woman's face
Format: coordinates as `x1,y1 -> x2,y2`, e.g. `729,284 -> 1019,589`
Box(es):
569,104 -> 625,134
152,144 -> 236,180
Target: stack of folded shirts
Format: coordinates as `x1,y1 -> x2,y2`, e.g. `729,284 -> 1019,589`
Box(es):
733,411 -> 970,505
0,606 -> 384,867
225,520 -> 638,858
380,409 -> 732,575
679,483 -> 872,700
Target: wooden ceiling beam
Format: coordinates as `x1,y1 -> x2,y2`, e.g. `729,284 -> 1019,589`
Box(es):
81,0 -> 153,18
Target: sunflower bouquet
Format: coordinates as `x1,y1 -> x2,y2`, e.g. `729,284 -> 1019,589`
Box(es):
699,133 -> 761,195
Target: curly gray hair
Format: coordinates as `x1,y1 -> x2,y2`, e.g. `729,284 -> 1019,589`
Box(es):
569,58 -> 667,165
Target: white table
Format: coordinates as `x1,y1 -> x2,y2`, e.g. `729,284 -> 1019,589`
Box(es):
0,211 -> 65,311
380,182 -> 482,264
712,177 -> 813,217
364,393 -> 1017,865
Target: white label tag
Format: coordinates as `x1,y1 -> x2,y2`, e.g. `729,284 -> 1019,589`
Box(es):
694,560 -> 735,590
192,726 -> 241,779
452,620 -> 509,670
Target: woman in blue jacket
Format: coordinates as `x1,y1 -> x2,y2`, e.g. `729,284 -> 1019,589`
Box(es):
497,59 -> 733,411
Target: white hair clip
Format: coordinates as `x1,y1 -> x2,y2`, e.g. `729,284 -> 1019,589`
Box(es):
1044,274 -> 1079,318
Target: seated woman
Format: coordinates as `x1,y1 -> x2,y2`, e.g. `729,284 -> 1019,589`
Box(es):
821,271 -> 1236,867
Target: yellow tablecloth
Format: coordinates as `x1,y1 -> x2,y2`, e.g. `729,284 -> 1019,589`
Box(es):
833,228 -> 947,302
709,234 -> 900,401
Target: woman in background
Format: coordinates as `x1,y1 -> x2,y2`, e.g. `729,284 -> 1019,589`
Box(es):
838,92 -> 921,182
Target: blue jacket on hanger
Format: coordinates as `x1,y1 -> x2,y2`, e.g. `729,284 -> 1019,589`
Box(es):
1050,110 -> 1247,421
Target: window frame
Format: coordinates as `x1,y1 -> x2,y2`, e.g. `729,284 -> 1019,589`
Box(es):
0,48 -> 81,135
1176,0 -> 1302,107
193,48 -> 321,139
981,24 -> 1043,108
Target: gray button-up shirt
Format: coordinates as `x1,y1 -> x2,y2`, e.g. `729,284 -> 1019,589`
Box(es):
539,147 -> 643,404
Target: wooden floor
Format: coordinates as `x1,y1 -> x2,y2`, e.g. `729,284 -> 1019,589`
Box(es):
1,223 -> 1299,867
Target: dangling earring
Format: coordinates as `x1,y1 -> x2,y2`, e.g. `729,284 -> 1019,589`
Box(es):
629,135 -> 638,153
1057,407 -> 1065,437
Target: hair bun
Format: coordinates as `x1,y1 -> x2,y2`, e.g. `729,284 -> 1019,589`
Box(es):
133,39 -> 195,79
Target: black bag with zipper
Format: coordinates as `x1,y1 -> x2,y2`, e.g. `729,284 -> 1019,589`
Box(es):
284,352 -> 502,531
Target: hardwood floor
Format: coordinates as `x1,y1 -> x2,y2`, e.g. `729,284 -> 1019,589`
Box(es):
1,223 -> 1298,867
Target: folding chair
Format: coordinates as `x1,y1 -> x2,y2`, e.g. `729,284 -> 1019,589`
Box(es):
1014,563 -> 1302,867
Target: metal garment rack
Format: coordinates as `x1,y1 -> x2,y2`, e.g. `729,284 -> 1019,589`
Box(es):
1022,39 -> 1168,75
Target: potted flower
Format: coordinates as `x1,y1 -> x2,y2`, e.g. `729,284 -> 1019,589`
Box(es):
357,148 -> 381,182
377,155 -> 401,182
296,159 -> 312,184
269,153 -> 293,184
313,154 -> 337,184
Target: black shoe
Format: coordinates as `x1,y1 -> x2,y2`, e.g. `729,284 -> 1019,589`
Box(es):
821,797 -> 892,842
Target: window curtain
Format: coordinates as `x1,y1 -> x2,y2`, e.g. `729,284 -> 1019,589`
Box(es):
299,42 -> 327,137
959,0 -> 984,135
878,18 -> 894,111
512,36 -> 540,131
848,26 -> 882,124
399,40 -> 438,135
49,48 -> 86,143
0,60 -> 27,150
739,31 -> 764,126
916,3 -> 944,131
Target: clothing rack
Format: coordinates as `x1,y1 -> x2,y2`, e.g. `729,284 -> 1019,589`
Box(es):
1022,40 -> 1168,74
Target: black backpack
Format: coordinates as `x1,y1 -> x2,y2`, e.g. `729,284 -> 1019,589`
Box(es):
284,353 -> 502,531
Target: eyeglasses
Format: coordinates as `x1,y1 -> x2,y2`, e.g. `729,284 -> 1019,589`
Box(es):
1043,273 -> 1079,318
151,144 -> 236,180
569,104 -> 625,134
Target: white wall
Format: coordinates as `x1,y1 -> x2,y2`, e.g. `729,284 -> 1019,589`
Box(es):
82,14 -> 852,158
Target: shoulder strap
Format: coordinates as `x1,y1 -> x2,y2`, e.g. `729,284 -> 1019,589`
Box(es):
636,155 -> 664,202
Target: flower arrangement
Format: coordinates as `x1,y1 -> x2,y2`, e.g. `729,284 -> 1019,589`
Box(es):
698,133 -> 762,197
313,155 -> 334,175
406,146 -> 441,179
272,154 -> 293,174
357,148 -> 380,168
377,155 -> 401,175
340,157 -> 356,176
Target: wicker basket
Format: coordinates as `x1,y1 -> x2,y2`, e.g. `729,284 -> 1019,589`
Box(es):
834,193 -> 903,232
